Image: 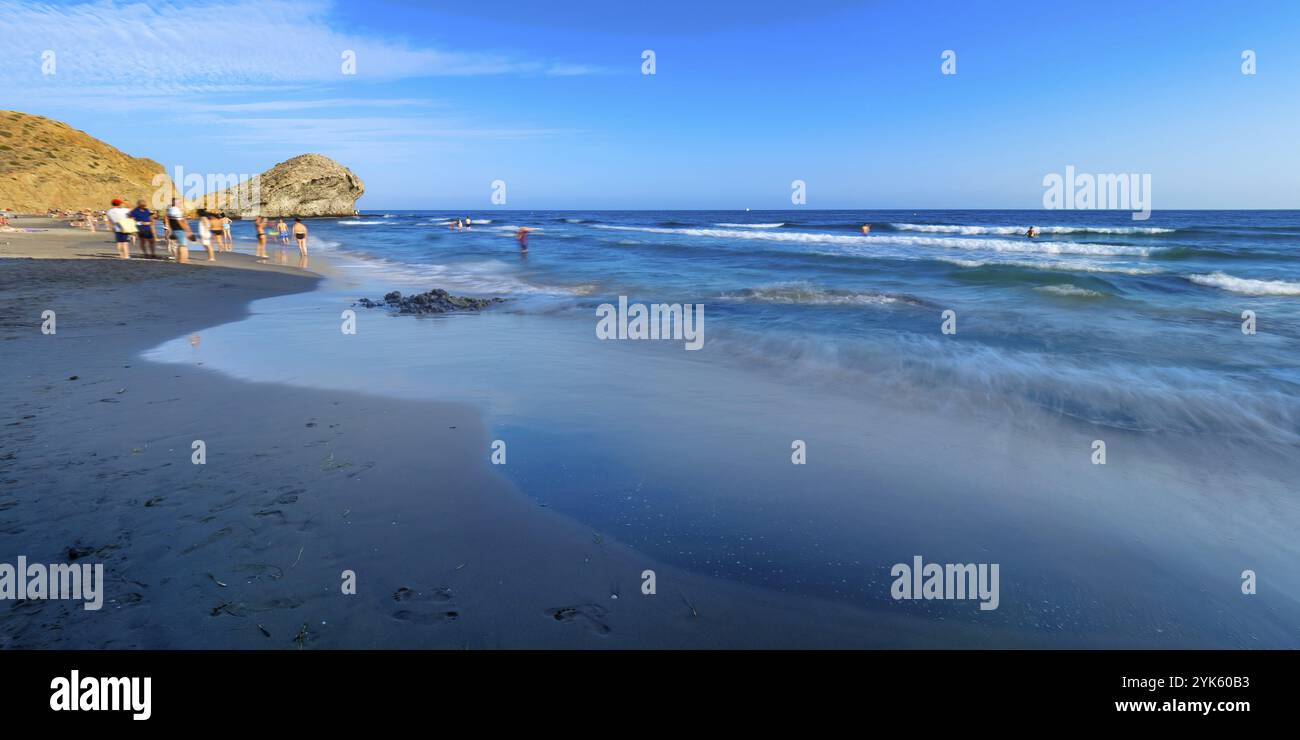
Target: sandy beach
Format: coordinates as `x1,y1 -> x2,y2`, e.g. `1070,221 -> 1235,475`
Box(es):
1,219 -> 1041,649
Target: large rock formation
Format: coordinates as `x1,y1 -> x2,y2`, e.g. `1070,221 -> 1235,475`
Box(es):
0,110 -> 174,213
0,112 -> 363,217
196,153 -> 364,218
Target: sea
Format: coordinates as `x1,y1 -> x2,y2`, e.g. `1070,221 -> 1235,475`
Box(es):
145,209 -> 1300,647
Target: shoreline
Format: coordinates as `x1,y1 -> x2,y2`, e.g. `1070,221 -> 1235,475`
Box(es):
1,221 -> 1044,648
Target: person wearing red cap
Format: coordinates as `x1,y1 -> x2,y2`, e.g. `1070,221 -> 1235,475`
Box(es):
106,198 -> 134,259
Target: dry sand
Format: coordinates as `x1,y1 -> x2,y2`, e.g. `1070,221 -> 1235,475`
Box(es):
0,219 -> 1038,648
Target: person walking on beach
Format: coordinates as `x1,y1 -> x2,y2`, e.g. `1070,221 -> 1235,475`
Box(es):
163,200 -> 184,261
129,200 -> 158,259
165,199 -> 191,262
211,213 -> 227,252
107,198 -> 135,259
209,214 -> 223,251
197,211 -> 216,261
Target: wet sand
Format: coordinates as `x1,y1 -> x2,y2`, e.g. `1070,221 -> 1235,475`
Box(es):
0,220 -> 1035,648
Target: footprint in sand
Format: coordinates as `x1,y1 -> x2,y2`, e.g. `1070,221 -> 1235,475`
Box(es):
392,609 -> 459,624
393,586 -> 453,603
391,586 -> 458,624
182,525 -> 237,554
544,604 -> 612,635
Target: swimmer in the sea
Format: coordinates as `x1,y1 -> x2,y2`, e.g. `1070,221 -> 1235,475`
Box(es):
861,224 -> 871,235
1026,226 -> 1039,238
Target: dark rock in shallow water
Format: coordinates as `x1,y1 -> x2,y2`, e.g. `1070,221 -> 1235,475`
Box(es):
354,289 -> 505,315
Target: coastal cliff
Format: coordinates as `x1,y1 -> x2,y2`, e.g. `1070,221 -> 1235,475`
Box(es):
0,110 -> 173,213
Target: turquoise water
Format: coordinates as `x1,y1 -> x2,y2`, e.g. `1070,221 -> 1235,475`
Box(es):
146,210 -> 1300,647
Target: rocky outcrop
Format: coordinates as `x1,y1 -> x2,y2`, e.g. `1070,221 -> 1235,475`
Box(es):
355,290 -> 505,315
197,153 -> 363,218
0,112 -> 362,218
0,110 -> 175,213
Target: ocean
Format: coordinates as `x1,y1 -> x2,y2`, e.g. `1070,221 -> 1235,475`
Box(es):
311,209 -> 1300,445
146,210 -> 1300,646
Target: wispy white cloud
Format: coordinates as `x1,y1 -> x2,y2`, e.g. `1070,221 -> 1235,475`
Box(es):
0,0 -> 603,91
188,115 -> 578,152
1,0 -> 595,189
189,98 -> 437,113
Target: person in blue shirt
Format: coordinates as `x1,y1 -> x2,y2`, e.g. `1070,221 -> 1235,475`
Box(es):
128,201 -> 158,258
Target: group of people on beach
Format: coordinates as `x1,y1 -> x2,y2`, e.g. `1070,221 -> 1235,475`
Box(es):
99,198 -> 309,264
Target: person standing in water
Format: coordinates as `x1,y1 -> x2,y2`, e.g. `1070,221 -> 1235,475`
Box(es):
860,224 -> 871,235
292,217 -> 308,254
1026,226 -> 1039,238
221,214 -> 233,251
254,214 -> 268,259
277,217 -> 290,246
515,226 -> 531,250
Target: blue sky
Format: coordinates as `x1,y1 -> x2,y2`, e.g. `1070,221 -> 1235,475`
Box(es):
4,0 -> 1298,209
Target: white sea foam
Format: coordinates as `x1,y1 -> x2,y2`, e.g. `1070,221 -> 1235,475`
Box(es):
937,257 -> 1162,275
1035,284 -> 1106,298
592,224 -> 1152,256
318,243 -> 584,297
337,220 -> 387,226
889,223 -> 1176,235
715,222 -> 785,228
720,282 -> 920,307
704,329 -> 1300,444
1186,272 -> 1300,296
